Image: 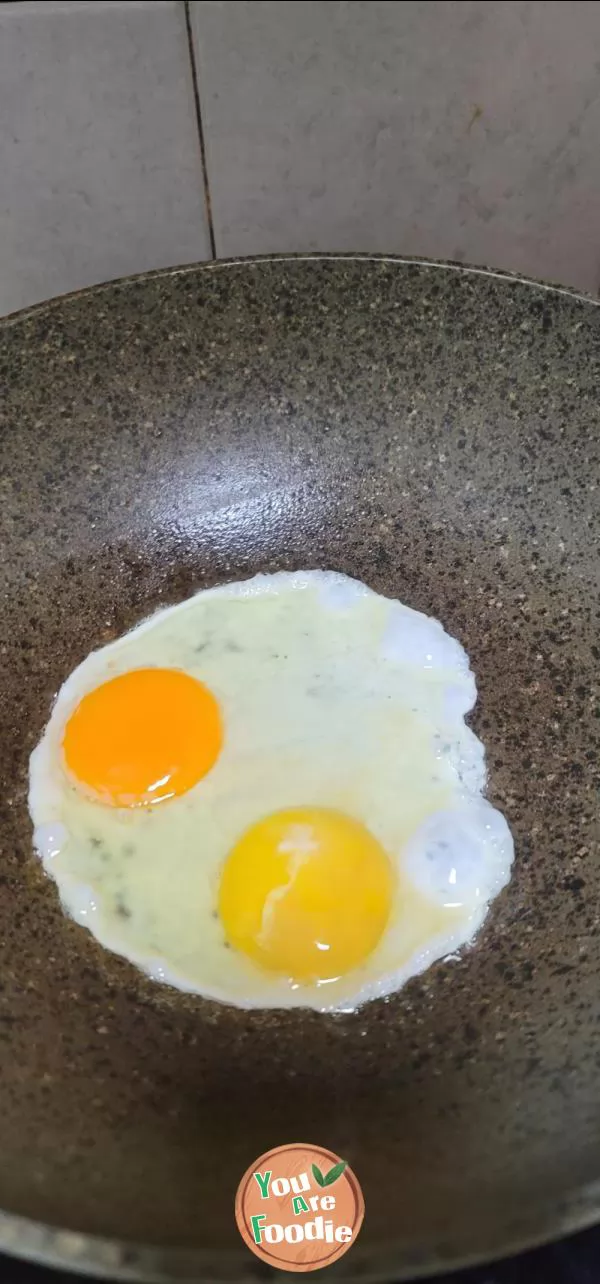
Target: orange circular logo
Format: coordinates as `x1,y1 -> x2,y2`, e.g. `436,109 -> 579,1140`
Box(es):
235,1142 -> 364,1272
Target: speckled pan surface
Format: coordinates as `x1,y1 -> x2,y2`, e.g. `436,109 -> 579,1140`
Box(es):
0,255 -> 599,1283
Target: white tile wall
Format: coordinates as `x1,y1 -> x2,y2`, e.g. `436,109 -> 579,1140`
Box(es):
2,0 -> 600,314
0,1 -> 210,315
191,0 -> 600,292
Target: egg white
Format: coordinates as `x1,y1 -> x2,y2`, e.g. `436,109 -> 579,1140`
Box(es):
29,571 -> 514,1011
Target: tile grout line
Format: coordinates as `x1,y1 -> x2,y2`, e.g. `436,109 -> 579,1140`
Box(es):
183,0 -> 217,260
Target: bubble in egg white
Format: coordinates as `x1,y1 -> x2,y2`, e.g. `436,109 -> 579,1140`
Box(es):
403,802 -> 513,909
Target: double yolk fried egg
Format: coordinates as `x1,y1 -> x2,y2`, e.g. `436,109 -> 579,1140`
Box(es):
29,571 -> 514,1011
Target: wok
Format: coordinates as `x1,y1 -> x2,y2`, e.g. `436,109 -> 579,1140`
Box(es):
0,255 -> 599,1281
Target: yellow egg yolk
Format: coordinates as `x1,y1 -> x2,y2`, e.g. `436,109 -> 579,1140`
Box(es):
219,807 -> 394,982
62,667 -> 222,807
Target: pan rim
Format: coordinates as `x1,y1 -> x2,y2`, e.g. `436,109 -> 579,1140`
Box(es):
1,251 -> 599,332
3,252 -> 600,1280
2,1177 -> 600,1282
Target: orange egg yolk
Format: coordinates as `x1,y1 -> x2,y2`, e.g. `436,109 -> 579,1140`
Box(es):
219,807 -> 394,982
62,667 -> 222,807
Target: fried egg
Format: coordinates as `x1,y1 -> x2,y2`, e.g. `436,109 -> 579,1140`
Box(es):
28,571 -> 514,1011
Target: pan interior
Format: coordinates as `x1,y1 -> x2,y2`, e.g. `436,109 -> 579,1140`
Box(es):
1,256 -> 599,1281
